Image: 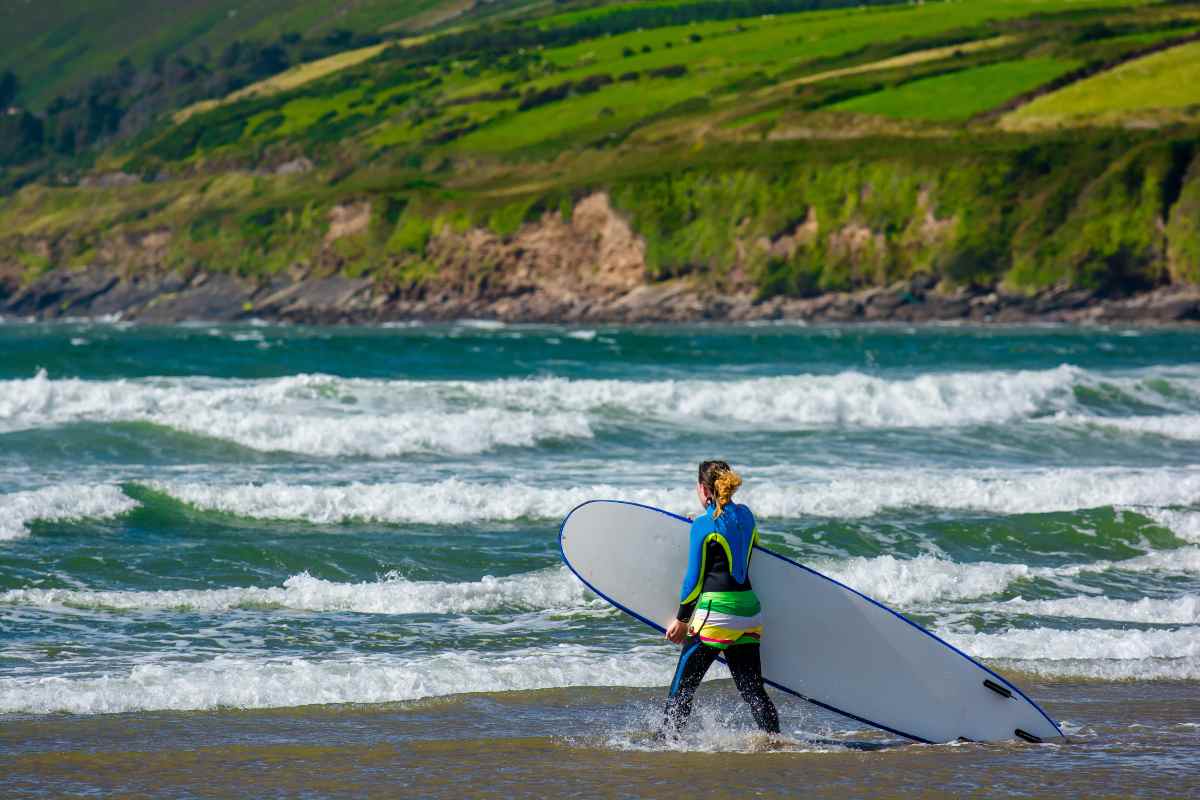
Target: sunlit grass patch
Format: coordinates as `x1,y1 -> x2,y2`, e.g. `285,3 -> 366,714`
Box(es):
451,74 -> 721,152
829,58 -> 1079,122
1002,40 -> 1200,129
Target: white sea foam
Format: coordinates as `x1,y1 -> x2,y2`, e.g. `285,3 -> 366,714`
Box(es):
973,595 -> 1200,625
0,645 -> 681,715
820,549 -> 1200,606
5,365 -> 1198,458
459,366 -> 1088,429
455,319 -> 508,331
3,622 -> 1195,714
0,484 -> 137,541
150,478 -> 697,525
1137,508 -> 1200,544
1055,414 -> 1200,441
1016,659 -> 1200,681
160,405 -> 590,457
149,467 -> 1200,526
945,627 -> 1200,680
1107,546 -> 1200,575
0,370 -> 591,456
0,568 -> 593,615
759,467 -> 1200,518
817,554 -> 1042,605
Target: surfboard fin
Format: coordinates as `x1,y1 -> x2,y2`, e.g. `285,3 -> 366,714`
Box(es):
1014,729 -> 1043,744
983,679 -> 1013,699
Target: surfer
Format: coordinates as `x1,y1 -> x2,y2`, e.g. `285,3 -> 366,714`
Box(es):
661,460 -> 780,735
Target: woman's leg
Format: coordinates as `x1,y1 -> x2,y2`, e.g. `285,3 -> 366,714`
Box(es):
662,636 -> 719,732
725,644 -> 780,733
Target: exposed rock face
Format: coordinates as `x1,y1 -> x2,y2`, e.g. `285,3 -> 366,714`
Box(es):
915,189 -> 958,247
758,206 -> 819,262
570,192 -> 646,290
273,157 -> 314,176
325,202 -> 372,243
4,262 -> 1197,325
416,191 -> 647,319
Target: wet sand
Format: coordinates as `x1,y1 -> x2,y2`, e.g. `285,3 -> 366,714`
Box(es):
4,679 -> 1197,799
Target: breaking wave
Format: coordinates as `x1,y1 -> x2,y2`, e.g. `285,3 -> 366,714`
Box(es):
148,466 -> 1200,523
820,549 -> 1200,606
972,595 -> 1200,625
4,365 -> 1200,457
0,646 -> 678,715
0,484 -> 136,541
0,568 -> 592,615
0,371 -> 592,457
942,627 -> 1200,681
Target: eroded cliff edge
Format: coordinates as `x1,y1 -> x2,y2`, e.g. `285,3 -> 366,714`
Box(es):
3,134 -> 1200,325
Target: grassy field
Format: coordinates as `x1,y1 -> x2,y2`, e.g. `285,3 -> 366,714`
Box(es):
831,57 -> 1081,122
175,0 -> 1157,160
525,0 -> 1123,87
1003,40 -> 1200,129
770,35 -> 1017,92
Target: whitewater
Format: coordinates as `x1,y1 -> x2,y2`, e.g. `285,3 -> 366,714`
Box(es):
2,320 -> 1199,774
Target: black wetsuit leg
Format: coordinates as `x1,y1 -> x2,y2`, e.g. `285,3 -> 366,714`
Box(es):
663,639 -> 780,734
662,635 -> 719,731
725,644 -> 780,734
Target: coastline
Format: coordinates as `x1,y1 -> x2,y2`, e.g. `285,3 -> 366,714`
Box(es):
3,265 -> 1199,326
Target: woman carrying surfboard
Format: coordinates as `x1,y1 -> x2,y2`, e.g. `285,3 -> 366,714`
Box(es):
662,461 -> 780,735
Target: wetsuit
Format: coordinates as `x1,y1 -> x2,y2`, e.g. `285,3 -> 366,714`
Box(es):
663,502 -> 780,734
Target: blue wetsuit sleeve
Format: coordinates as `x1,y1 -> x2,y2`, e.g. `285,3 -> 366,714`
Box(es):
676,519 -> 708,621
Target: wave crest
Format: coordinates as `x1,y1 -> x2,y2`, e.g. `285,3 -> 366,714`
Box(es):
0,484 -> 136,541
0,646 -> 676,715
5,365 -> 1200,457
150,467 -> 1200,524
0,568 -> 591,615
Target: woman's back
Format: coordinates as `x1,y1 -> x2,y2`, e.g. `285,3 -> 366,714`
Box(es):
687,502 -> 757,593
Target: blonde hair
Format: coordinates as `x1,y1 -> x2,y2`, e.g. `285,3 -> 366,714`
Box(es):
699,460 -> 742,519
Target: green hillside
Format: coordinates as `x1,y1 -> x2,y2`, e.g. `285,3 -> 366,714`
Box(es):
830,58 -> 1081,122
3,0 -> 1200,313
0,0 -> 524,108
125,0 -> 1190,165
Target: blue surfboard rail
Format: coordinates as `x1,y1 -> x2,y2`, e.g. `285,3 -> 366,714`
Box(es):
557,498 -> 1063,744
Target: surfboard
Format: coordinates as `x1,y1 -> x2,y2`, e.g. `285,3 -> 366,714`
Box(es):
559,499 -> 1064,744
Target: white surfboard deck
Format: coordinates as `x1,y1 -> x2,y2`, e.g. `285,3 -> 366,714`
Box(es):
559,500 -> 1063,744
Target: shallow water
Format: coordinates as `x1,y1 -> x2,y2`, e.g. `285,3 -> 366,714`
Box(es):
2,322 -> 1199,796
3,682 -> 1198,798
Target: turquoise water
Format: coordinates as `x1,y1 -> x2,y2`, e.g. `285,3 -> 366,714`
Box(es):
2,321 -> 1199,795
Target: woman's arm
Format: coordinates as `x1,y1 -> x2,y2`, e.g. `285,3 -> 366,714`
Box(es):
675,520 -> 709,622
665,518 -> 710,643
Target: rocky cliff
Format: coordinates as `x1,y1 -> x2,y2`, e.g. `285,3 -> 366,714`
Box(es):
3,188 -> 1198,325
2,132 -> 1199,325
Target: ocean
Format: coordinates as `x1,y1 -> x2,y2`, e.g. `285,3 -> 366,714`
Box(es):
1,320 -> 1198,798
